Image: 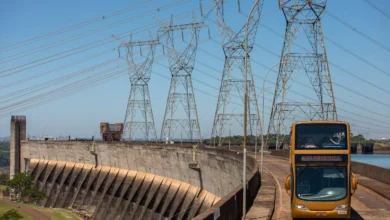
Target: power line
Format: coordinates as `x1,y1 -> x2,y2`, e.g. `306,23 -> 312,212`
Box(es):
324,36 -> 390,77
3,46 -> 389,133
177,29 -> 390,130
0,0 -> 212,78
0,0 -> 152,52
324,10 -> 390,53
256,22 -> 390,102
0,0 -> 189,65
194,44 -> 390,130
205,36 -> 390,123
191,31 -> 390,128
2,4 -> 386,134
259,23 -> 390,95
0,49 -> 114,90
363,0 -> 390,20
0,67 -> 127,114
0,59 -> 121,103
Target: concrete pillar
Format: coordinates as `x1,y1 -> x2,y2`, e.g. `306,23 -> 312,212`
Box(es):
10,115 -> 27,179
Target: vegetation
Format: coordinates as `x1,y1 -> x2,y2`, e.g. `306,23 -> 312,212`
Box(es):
0,203 -> 80,220
204,133 -> 382,146
6,173 -> 45,203
0,142 -> 10,169
0,142 -> 10,152
204,134 -> 291,146
0,173 -> 8,185
0,209 -> 23,220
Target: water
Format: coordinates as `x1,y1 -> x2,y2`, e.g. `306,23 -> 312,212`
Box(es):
351,154 -> 390,169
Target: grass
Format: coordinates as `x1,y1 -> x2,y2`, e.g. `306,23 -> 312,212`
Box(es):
0,185 -> 7,190
23,204 -> 82,220
0,203 -> 33,220
0,200 -> 81,220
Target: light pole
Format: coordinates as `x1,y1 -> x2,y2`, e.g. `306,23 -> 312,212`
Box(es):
260,62 -> 288,176
230,106 -> 241,151
255,85 -> 274,160
243,0 -> 261,217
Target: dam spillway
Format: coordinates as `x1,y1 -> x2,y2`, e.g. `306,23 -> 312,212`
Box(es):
30,159 -> 219,219
15,140 -> 259,219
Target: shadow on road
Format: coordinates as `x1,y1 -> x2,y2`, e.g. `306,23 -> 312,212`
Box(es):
350,208 -> 364,220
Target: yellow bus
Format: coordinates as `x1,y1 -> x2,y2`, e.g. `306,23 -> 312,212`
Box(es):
284,121 -> 358,219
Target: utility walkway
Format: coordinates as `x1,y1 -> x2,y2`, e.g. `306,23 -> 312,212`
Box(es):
264,156 -> 390,220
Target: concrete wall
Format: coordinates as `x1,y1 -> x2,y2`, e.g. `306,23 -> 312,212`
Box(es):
20,141 -> 255,198
16,141 -> 261,219
351,161 -> 390,185
29,159 -> 219,220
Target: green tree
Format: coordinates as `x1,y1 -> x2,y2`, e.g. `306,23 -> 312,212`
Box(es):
22,187 -> 46,203
0,209 -> 23,220
6,172 -> 32,200
6,172 -> 45,202
0,173 -> 8,185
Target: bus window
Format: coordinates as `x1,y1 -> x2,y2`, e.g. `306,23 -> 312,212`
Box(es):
296,166 -> 347,201
296,124 -> 347,149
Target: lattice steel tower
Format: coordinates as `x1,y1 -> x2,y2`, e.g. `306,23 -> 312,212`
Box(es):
118,34 -> 159,141
268,0 -> 338,147
211,0 -> 264,146
159,15 -> 206,142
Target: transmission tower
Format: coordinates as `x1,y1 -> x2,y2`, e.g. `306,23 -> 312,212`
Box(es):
158,14 -> 206,143
118,34 -> 159,141
211,0 -> 264,146
268,0 -> 338,147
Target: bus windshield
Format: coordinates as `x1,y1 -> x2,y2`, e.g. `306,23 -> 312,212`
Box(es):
296,166 -> 347,201
295,124 -> 347,149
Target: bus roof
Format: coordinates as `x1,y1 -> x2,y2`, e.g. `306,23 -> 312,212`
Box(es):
292,120 -> 350,126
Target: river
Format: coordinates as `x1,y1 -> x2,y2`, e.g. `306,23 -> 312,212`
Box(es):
351,154 -> 390,169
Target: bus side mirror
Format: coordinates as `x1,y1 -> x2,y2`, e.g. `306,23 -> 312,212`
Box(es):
351,173 -> 358,194
285,173 -> 291,196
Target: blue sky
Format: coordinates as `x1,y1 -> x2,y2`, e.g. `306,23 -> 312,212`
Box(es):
0,0 -> 389,140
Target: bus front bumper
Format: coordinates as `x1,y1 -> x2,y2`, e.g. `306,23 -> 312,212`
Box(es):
292,207 -> 350,219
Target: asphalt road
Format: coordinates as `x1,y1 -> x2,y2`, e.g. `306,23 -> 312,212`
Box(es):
263,156 -> 390,220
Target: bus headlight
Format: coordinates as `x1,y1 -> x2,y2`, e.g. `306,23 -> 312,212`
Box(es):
294,204 -> 309,210
334,204 -> 348,210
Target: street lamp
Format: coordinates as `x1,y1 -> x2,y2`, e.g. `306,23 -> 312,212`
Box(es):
230,106 -> 241,151
243,0 -> 261,217
255,85 -> 274,159
259,61 -> 288,176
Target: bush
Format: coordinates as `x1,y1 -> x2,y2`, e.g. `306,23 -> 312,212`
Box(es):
6,172 -> 45,203
0,209 -> 23,220
0,173 -> 8,185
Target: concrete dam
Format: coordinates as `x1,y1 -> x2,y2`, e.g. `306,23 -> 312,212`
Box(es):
11,115 -> 260,219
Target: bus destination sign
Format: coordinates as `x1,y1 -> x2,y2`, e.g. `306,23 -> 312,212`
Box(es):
295,154 -> 348,162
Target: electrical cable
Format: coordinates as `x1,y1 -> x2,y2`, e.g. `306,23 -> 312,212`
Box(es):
324,10 -> 390,53
363,0 -> 390,20
0,48 -> 115,90
0,0 -> 189,65
2,3 -> 386,134
0,0 -> 152,52
259,23 -> 390,95
0,0 -> 213,78
0,59 -> 121,103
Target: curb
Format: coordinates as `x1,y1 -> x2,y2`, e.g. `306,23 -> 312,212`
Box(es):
245,170 -> 276,220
